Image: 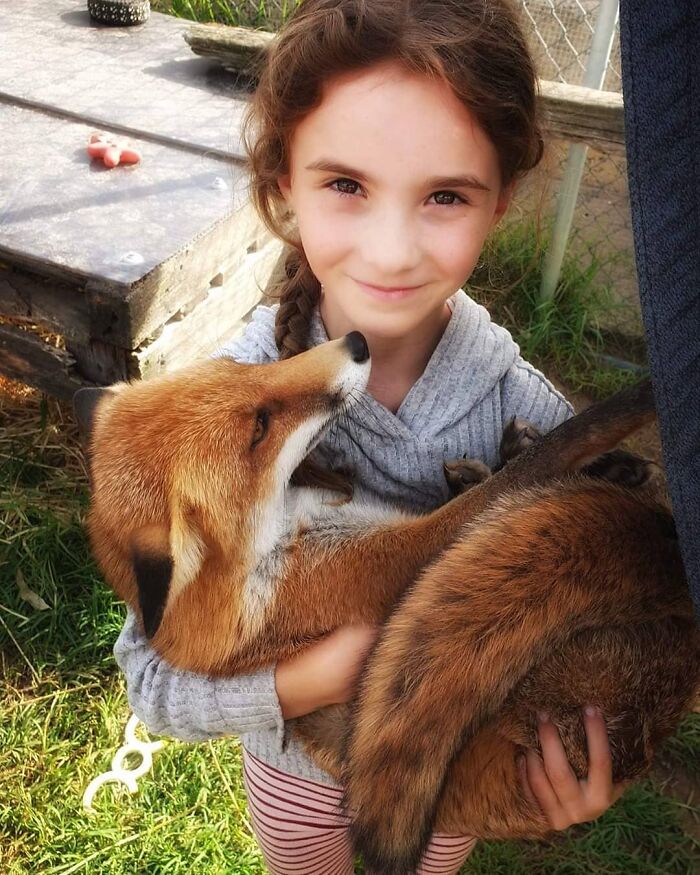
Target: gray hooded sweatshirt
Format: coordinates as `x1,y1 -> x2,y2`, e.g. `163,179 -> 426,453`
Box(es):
114,290 -> 572,785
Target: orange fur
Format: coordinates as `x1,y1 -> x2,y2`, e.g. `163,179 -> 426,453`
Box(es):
77,337 -> 699,873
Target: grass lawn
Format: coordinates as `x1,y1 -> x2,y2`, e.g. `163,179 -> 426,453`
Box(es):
1,370 -> 699,873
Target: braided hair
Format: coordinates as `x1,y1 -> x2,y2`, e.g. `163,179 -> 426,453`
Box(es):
242,0 -> 545,494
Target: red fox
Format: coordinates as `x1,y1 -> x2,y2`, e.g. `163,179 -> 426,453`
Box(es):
75,332 -> 699,874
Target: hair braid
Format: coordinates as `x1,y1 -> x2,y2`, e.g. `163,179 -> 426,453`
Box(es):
274,249 -> 321,360
272,249 -> 355,500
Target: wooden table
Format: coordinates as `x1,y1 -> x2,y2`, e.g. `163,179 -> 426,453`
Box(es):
0,0 -> 282,396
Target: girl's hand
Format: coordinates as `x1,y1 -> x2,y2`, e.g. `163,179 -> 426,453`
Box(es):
517,706 -> 627,830
275,624 -> 380,719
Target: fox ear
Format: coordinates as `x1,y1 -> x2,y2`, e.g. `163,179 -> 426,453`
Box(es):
129,525 -> 173,638
129,508 -> 206,639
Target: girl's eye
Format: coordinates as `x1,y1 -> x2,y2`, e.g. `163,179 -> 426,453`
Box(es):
431,191 -> 467,207
252,409 -> 270,448
328,180 -> 467,207
329,178 -> 362,198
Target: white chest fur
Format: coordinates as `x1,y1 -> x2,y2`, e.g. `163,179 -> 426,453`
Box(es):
242,487 -> 416,628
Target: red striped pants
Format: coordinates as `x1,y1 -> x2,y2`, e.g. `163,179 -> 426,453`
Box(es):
242,749 -> 477,874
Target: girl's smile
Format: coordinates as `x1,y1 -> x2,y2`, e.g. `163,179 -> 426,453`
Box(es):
277,61 -> 512,351
353,278 -> 424,302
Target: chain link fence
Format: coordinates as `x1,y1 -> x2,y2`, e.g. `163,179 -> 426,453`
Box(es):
515,0 -> 640,337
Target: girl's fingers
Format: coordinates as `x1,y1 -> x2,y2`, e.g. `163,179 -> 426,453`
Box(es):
523,749 -> 570,830
537,714 -> 581,811
582,706 -> 614,803
516,754 -> 539,808
523,710 -> 624,831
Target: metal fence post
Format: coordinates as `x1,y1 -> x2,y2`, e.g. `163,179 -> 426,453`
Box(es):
538,0 -> 620,303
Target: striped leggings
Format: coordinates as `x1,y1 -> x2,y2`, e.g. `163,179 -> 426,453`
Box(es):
242,750 -> 477,875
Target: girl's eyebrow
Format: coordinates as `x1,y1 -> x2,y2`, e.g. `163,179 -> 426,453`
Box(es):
305,159 -> 491,192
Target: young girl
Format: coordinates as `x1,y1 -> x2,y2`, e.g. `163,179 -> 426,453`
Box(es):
115,1 -> 625,871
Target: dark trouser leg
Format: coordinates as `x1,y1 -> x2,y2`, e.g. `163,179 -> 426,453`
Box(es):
620,0 -> 700,617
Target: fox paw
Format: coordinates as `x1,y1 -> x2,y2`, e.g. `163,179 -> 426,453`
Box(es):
581,448 -> 654,487
443,458 -> 491,496
499,417 -> 542,466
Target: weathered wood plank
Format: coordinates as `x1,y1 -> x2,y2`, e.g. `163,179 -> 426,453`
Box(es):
184,23 -> 273,76
83,204 -> 274,349
134,235 -> 283,379
0,203 -> 270,351
539,80 -> 625,148
0,263 -> 91,343
62,337 -> 131,386
0,223 -> 282,393
0,102 -> 272,348
0,102 -> 249,289
0,2 -> 284,395
0,234 -> 281,393
0,324 -> 95,398
184,23 -> 625,149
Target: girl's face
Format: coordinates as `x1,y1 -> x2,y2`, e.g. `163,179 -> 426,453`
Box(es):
278,61 -> 512,343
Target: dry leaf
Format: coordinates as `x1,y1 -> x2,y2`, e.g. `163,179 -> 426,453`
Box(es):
16,569 -> 50,611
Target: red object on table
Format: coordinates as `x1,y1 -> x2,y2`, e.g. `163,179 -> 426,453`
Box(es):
87,132 -> 141,167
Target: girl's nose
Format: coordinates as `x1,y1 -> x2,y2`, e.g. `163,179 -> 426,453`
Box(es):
359,208 -> 422,279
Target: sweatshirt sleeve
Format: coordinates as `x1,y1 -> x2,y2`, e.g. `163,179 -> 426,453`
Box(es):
112,302 -> 286,748
214,302 -> 281,364
500,357 -> 575,433
114,610 -> 286,746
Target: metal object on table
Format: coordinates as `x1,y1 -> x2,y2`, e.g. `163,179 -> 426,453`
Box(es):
87,0 -> 151,26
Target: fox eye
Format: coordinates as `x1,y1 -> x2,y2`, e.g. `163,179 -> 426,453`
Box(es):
252,408 -> 270,448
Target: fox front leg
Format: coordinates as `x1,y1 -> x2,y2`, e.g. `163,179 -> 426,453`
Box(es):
581,448 -> 655,487
498,418 -> 543,467
444,418 -> 542,497
496,417 -> 653,487
443,458 -> 491,496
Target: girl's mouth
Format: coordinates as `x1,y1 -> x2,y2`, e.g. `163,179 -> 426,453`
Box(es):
354,279 -> 423,301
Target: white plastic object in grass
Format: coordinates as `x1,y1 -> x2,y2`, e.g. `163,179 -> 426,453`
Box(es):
82,713 -> 164,813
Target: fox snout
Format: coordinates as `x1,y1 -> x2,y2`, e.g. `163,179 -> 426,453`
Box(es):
327,332 -> 371,401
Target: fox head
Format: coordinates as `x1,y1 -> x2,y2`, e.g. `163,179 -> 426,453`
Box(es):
74,333 -> 370,668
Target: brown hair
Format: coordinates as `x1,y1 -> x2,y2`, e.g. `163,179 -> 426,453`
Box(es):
244,0 -> 543,354
242,0 -> 543,494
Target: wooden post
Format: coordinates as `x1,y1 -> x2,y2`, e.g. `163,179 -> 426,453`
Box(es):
539,0 -> 621,303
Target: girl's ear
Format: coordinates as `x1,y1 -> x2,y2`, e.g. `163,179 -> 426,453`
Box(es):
278,174 -> 292,204
491,181 -> 516,228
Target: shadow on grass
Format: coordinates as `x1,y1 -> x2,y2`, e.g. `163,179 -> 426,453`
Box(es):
1,387 -> 698,874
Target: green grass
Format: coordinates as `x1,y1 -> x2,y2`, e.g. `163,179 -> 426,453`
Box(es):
150,0 -> 301,29
1,386 -> 699,873
469,221 -> 645,400
468,781 -> 700,875
0,395 -> 266,874
663,715 -> 700,779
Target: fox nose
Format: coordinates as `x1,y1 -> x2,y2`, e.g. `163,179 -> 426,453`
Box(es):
345,331 -> 369,363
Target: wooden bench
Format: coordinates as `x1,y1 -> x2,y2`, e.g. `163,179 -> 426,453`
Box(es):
0,0 -> 282,397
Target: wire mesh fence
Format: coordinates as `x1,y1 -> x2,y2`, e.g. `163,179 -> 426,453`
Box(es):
515,0 -> 640,337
